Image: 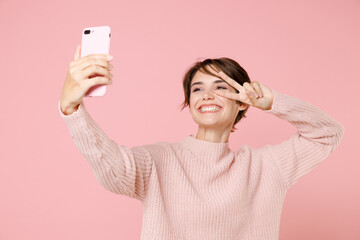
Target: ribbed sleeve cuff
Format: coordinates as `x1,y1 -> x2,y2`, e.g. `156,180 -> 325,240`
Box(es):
58,100 -> 93,128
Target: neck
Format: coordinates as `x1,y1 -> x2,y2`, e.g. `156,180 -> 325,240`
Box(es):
195,124 -> 232,143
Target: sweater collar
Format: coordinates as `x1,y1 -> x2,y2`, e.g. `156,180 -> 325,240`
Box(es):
179,134 -> 231,163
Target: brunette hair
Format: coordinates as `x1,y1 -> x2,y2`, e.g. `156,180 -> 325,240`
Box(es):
179,57 -> 251,133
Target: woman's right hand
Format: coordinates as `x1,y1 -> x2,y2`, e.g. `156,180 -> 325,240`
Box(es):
60,45 -> 114,115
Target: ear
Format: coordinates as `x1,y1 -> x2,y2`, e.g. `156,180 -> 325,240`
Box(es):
236,101 -> 249,111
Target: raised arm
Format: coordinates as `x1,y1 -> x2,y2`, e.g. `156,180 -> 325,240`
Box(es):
214,71 -> 344,190
59,45 -> 152,201
59,100 -> 153,201
261,89 -> 344,190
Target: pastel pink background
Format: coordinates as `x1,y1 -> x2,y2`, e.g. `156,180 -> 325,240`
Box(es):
0,0 -> 358,239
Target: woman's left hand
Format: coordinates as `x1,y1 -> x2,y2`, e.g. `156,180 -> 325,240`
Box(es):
215,71 -> 274,111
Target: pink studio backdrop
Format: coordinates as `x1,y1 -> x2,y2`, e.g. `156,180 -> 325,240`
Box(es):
0,0 -> 359,239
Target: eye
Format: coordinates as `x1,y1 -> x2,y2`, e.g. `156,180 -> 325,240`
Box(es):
192,88 -> 200,92
217,86 -> 227,90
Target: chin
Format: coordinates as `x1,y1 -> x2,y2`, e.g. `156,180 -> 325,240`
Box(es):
196,120 -> 225,128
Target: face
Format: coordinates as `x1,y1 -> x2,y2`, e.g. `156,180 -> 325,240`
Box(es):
189,65 -> 245,130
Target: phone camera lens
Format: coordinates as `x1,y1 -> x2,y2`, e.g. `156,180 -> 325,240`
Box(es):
84,30 -> 91,34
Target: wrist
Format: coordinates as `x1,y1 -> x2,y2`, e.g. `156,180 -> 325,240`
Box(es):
263,89 -> 274,111
60,101 -> 79,115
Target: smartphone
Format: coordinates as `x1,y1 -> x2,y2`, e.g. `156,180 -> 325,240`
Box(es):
81,26 -> 111,97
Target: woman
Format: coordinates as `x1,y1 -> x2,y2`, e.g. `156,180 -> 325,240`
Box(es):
59,45 -> 344,240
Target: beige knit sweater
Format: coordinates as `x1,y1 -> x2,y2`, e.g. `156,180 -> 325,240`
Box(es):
58,89 -> 344,240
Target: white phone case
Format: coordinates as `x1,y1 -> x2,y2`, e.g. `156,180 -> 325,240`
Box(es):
81,26 -> 111,97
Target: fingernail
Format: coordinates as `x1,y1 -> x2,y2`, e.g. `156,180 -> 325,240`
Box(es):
109,64 -> 113,70
107,55 -> 113,60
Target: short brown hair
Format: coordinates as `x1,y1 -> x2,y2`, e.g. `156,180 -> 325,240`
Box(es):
179,57 -> 251,133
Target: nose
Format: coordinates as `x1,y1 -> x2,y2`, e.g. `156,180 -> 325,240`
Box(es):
202,90 -> 215,100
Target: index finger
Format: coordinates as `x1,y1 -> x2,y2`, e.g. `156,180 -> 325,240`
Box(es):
73,45 -> 81,61
82,53 -> 113,61
72,53 -> 113,67
218,71 -> 245,93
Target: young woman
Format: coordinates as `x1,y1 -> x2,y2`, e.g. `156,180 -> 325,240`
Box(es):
59,45 -> 344,240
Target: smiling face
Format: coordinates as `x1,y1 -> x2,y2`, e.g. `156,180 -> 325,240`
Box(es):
189,65 -> 247,131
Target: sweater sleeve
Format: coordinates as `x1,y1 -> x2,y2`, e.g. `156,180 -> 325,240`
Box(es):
58,100 -> 153,201
260,89 -> 345,190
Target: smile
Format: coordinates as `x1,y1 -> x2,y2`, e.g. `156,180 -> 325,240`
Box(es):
198,105 -> 222,113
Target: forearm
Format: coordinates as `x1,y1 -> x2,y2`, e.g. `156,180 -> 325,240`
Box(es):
264,89 -> 344,147
58,100 -> 153,200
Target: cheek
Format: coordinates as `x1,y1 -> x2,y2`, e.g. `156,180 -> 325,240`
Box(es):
223,99 -> 238,111
189,95 -> 200,112
219,96 -> 232,104
189,94 -> 197,106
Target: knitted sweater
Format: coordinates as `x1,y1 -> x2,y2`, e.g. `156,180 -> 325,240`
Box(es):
58,89 -> 344,240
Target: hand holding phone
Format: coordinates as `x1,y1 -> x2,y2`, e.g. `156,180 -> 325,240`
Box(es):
60,44 -> 113,115
81,26 -> 112,97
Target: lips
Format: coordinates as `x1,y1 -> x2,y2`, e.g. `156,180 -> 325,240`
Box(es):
198,104 -> 222,110
197,104 -> 223,113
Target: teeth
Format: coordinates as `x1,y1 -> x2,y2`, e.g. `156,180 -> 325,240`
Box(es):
200,106 -> 221,112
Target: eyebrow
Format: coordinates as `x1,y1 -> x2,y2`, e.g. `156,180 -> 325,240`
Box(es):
191,79 -> 227,88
